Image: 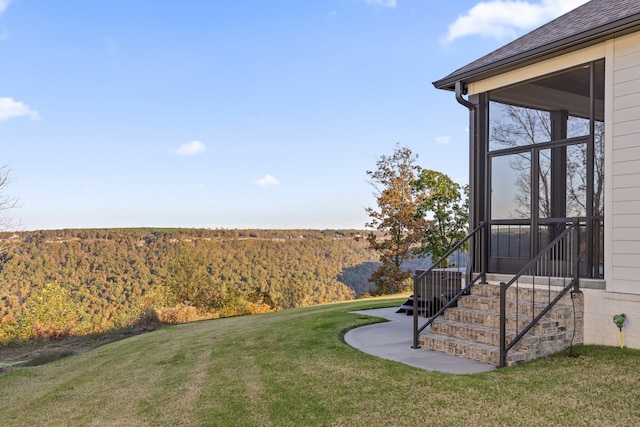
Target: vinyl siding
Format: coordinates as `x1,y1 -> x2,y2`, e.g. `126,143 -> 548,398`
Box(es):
610,31 -> 640,294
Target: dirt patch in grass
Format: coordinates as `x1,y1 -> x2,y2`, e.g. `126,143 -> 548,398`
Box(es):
0,327 -> 156,374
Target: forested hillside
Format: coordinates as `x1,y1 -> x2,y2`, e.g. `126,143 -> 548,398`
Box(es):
0,228 -> 387,343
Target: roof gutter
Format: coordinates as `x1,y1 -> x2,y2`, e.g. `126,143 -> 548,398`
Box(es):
455,81 -> 473,110
455,81 -> 479,234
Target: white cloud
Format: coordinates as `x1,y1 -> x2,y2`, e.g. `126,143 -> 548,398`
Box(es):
0,0 -> 11,14
175,140 -> 206,156
435,136 -> 451,145
365,0 -> 397,9
256,174 -> 280,187
0,97 -> 40,122
0,1 -> 11,41
443,0 -> 590,44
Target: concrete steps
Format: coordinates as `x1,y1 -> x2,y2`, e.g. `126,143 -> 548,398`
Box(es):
418,281 -> 583,367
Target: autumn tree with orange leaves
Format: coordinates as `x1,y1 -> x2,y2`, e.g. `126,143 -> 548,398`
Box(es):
365,146 -> 429,294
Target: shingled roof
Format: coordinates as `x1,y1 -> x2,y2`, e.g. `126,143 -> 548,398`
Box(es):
433,0 -> 640,91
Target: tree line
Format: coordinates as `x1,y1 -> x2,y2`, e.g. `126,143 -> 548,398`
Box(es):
0,228 -> 378,343
0,145 -> 469,344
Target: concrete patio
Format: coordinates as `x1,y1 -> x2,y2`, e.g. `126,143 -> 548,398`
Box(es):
344,307 -> 495,375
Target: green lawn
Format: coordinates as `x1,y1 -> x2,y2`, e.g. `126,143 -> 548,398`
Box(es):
1,296 -> 639,426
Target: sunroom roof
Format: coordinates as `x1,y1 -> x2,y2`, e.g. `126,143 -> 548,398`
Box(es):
433,0 -> 640,92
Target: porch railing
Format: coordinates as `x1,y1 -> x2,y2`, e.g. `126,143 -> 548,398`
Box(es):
498,219 -> 581,367
412,222 -> 486,349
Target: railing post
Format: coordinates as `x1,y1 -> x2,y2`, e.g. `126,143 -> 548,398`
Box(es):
412,274 -> 420,349
499,281 -> 507,368
573,219 -> 580,293
480,222 -> 487,284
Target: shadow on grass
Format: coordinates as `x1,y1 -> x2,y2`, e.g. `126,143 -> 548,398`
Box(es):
0,325 -> 160,375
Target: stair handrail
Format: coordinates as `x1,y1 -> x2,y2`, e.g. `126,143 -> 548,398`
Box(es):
498,219 -> 581,367
412,222 -> 486,349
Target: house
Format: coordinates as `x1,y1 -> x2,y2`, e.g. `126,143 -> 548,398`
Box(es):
419,0 -> 640,365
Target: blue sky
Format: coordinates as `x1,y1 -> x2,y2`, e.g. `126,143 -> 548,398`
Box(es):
0,0 -> 588,231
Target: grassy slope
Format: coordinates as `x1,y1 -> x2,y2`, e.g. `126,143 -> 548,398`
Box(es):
1,296 -> 639,426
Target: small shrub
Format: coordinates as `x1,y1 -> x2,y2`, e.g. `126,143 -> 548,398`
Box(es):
157,304 -> 201,324
33,322 -> 75,341
132,308 -> 164,330
243,302 -> 277,315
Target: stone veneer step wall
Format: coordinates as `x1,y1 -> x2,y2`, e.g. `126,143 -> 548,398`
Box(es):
418,281 -> 584,366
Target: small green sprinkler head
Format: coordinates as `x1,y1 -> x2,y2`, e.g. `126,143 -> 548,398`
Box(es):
613,313 -> 627,330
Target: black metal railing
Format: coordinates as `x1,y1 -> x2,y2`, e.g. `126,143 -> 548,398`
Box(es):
412,222 -> 486,349
498,219 -> 581,367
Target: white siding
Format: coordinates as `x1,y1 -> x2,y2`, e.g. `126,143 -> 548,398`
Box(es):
611,32 -> 640,295
583,288 -> 640,348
